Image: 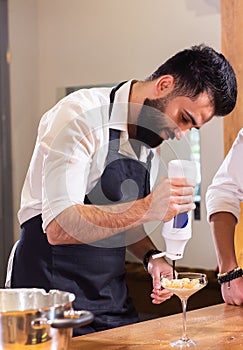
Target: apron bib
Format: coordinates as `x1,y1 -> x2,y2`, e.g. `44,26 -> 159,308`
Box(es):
11,83 -> 152,335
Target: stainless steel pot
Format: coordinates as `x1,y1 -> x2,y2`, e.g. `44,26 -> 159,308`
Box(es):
0,288 -> 94,349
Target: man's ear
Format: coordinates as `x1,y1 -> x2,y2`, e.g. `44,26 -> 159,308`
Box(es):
154,75 -> 174,97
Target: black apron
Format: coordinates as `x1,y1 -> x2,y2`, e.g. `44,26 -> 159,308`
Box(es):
11,82 -> 152,335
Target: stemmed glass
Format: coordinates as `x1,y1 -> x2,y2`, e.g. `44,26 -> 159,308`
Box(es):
161,272 -> 208,347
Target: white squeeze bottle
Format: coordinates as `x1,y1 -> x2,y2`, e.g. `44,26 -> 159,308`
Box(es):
153,160 -> 198,262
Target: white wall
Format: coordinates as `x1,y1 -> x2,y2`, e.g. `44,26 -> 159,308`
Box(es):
8,0 -> 39,242
8,0 -> 223,269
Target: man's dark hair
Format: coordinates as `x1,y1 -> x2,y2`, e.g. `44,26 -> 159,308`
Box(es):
146,44 -> 237,116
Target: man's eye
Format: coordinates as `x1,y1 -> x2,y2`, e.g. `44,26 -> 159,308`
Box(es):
181,114 -> 189,124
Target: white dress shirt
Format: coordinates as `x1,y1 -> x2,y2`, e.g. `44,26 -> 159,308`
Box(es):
18,80 -> 159,231
206,128 -> 243,222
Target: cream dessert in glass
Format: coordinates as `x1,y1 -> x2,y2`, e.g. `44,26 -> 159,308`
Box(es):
161,272 -> 208,347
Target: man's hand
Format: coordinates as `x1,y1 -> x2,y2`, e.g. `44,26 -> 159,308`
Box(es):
147,256 -> 174,304
221,277 -> 243,305
147,177 -> 196,223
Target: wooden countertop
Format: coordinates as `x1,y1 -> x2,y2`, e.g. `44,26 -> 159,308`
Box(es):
69,303 -> 243,349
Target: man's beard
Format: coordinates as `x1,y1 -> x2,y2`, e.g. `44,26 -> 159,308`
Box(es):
135,96 -> 175,148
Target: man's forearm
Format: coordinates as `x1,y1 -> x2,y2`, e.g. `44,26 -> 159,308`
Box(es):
209,211 -> 238,272
46,197 -> 151,245
46,176 -> 195,245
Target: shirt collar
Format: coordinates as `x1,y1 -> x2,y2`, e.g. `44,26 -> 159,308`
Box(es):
109,80 -> 134,131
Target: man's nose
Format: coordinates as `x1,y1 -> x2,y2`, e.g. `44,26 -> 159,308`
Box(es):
174,128 -> 189,140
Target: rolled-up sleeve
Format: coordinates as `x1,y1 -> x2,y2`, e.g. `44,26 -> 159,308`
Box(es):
206,128 -> 243,223
40,100 -> 109,231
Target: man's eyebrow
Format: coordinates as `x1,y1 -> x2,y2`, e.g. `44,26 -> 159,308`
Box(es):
184,110 -> 200,129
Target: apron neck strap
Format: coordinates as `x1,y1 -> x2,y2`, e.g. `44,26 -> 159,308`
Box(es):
109,81 -> 127,118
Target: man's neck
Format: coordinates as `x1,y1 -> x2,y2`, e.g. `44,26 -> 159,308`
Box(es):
128,80 -> 155,133
127,80 -> 152,156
